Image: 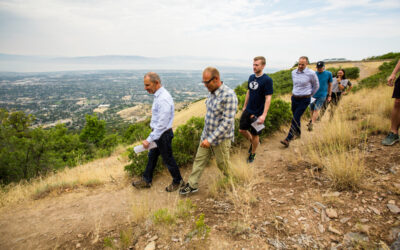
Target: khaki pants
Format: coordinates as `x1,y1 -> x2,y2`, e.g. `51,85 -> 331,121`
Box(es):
188,139 -> 231,189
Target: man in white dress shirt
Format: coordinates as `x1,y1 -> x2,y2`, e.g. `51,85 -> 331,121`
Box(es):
132,72 -> 184,192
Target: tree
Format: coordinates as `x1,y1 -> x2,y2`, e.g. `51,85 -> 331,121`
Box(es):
79,114 -> 106,146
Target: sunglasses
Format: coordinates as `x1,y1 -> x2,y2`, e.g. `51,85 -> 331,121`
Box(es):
202,77 -> 215,85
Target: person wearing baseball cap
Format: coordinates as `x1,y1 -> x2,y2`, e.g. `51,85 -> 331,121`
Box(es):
307,61 -> 332,131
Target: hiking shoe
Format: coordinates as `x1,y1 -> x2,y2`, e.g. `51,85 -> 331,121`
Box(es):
247,153 -> 256,163
280,139 -> 289,148
382,132 -> 400,146
307,122 -> 313,131
165,180 -> 184,192
179,183 -> 198,195
132,179 -> 151,189
248,144 -> 252,154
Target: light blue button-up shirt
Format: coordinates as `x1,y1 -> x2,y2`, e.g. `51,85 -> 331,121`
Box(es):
146,86 -> 174,143
292,67 -> 319,96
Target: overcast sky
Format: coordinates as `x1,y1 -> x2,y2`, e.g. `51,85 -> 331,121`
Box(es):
0,0 -> 399,69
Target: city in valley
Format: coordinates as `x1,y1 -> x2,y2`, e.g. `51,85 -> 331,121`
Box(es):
0,70 -> 249,130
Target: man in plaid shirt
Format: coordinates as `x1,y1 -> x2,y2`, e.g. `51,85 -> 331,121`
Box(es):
180,67 -> 238,195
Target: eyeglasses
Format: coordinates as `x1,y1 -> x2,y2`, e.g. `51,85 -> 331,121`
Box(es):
202,77 -> 215,85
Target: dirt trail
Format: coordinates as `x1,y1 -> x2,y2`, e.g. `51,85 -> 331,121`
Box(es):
0,124 -> 305,250
1,126 -> 399,249
0,129 -> 291,250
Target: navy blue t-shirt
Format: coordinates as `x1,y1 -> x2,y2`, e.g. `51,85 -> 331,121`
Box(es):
245,73 -> 273,117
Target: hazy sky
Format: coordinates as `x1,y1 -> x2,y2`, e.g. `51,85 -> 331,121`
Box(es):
1,0 -> 399,68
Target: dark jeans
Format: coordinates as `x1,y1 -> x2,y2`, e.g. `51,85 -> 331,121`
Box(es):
142,129 -> 182,184
286,96 -> 311,141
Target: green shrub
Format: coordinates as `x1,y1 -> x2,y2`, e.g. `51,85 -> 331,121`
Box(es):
364,52 -> 400,60
172,117 -> 204,166
269,69 -> 293,96
234,81 -> 248,96
79,114 -> 106,146
152,208 -> 175,225
326,67 -> 360,79
260,99 -> 292,138
123,119 -> 151,143
194,213 -> 210,238
124,117 -> 204,176
176,199 -> 197,219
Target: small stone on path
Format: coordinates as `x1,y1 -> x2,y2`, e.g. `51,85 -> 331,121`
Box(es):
326,208 -> 338,219
144,241 -> 156,250
368,206 -> 381,215
340,217 -> 351,224
328,226 -> 342,235
387,204 -> 400,214
343,232 -> 368,244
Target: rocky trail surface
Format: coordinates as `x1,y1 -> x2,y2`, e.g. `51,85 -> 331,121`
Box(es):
1,130 -> 399,249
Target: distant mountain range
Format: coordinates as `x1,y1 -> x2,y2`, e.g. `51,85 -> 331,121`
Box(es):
0,53 -> 281,73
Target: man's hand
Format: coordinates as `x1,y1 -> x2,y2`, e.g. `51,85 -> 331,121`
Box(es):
388,74 -> 396,87
327,96 -> 332,102
142,140 -> 150,149
257,115 -> 266,124
200,139 -> 211,148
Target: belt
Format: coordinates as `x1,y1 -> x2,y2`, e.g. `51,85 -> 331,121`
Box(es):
292,94 -> 311,99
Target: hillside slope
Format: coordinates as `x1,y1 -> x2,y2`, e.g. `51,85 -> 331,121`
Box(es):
1,60 -> 399,249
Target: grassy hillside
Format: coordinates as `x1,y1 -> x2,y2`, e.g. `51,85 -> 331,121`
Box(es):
1,55 -> 400,249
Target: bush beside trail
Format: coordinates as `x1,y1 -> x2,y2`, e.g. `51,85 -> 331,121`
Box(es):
326,67 -> 360,79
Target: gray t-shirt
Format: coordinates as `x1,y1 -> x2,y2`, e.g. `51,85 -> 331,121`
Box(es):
332,77 -> 351,93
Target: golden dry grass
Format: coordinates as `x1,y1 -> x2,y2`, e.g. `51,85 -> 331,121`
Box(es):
301,84 -> 393,190
173,99 -> 206,129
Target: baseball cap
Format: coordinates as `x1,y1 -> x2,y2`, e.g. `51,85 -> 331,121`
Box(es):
316,61 -> 325,68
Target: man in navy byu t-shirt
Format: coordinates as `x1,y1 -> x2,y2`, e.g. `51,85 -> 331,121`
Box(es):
239,56 -> 273,163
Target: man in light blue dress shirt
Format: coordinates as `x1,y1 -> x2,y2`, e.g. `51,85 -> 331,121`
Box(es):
132,72 -> 184,192
281,56 -> 319,147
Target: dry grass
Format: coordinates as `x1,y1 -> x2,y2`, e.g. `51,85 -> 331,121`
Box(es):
173,99 -> 206,129
340,85 -> 392,134
0,146 -> 129,208
208,153 -> 256,198
323,150 -> 366,191
301,85 -> 393,190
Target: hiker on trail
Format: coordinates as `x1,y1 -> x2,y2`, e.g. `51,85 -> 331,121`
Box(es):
382,59 -> 400,146
132,72 -> 184,192
239,56 -> 273,163
319,68 -> 352,119
307,61 -> 332,131
180,67 -> 238,195
280,56 -> 319,147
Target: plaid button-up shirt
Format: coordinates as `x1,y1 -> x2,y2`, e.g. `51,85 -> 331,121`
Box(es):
201,83 -> 238,146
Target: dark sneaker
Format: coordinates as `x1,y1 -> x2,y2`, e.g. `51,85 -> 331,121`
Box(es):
307,122 -> 313,131
248,144 -> 252,154
166,180 -> 184,192
382,132 -> 400,146
132,179 -> 151,189
280,139 -> 289,148
247,153 -> 256,163
179,183 -> 198,195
